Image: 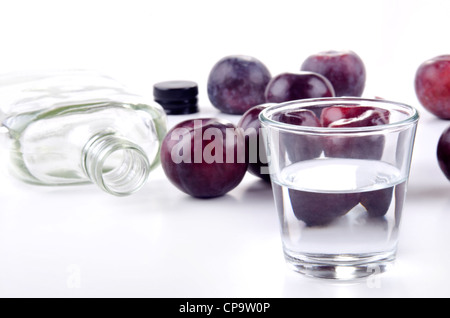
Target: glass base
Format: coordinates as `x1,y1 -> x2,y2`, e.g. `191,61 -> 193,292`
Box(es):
284,249 -> 396,280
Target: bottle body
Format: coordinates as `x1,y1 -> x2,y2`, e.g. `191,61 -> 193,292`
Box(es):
0,70 -> 167,194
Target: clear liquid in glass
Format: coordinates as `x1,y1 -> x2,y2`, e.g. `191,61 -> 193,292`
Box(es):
271,158 -> 407,278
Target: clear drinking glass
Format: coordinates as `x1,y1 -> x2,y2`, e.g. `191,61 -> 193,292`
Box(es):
259,97 -> 419,279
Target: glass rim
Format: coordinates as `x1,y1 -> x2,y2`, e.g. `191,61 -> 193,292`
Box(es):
259,97 -> 419,134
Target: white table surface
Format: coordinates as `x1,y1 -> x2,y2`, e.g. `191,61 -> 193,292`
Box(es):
0,0 -> 450,298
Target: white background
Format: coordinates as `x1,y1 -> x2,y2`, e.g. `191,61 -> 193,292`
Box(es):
0,0 -> 450,297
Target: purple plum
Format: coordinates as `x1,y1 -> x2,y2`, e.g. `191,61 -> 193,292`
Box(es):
161,118 -> 248,198
301,50 -> 366,97
360,187 -> 394,217
207,55 -> 271,114
289,189 -> 360,226
275,109 -> 323,162
237,103 -> 273,182
415,55 -> 450,119
320,105 -> 390,159
265,72 -> 334,103
437,126 -> 450,180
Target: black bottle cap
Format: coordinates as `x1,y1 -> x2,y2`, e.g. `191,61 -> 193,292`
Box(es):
153,80 -> 199,115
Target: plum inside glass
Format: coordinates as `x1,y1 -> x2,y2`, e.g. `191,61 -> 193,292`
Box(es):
260,98 -> 419,279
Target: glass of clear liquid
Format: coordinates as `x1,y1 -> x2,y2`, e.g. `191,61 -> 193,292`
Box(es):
259,97 -> 419,279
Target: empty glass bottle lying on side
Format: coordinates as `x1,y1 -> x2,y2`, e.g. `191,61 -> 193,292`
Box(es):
0,70 -> 167,196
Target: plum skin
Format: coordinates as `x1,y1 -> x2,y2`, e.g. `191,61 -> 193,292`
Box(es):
437,126 -> 450,180
237,104 -> 273,182
360,187 -> 394,217
289,186 -> 394,226
320,105 -> 390,160
415,55 -> 450,119
320,106 -> 390,128
275,109 -> 323,162
264,71 -> 335,103
160,118 -> 248,198
301,50 -> 366,97
289,190 -> 360,226
207,55 -> 271,115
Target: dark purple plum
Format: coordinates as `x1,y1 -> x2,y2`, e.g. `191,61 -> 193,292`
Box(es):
275,108 -> 322,128
320,105 -> 390,159
274,109 -> 323,162
289,189 -> 360,226
301,50 -> 366,97
437,126 -> 450,180
207,55 -> 271,115
360,187 -> 394,217
160,118 -> 248,198
415,55 -> 450,119
237,103 -> 274,182
264,72 -> 335,103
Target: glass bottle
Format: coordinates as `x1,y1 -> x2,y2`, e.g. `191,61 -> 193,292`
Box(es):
0,70 -> 167,196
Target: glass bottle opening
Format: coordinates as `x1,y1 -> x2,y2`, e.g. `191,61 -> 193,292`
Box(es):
83,134 -> 151,196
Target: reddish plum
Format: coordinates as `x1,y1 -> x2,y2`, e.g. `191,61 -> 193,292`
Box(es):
437,126 -> 450,180
320,105 -> 390,159
207,55 -> 271,115
415,55 -> 450,119
320,106 -> 389,127
264,72 -> 335,103
301,50 -> 366,97
160,118 -> 248,198
237,103 -> 273,181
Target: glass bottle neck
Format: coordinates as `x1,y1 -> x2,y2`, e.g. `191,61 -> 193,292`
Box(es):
82,133 -> 150,196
